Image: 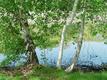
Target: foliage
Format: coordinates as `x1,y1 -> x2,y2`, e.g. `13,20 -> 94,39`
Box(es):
0,0 -> 107,65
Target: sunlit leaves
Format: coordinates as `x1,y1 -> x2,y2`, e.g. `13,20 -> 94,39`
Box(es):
0,0 -> 107,66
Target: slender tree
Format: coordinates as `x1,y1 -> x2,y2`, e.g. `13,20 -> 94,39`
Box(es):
65,0 -> 85,72
57,0 -> 79,69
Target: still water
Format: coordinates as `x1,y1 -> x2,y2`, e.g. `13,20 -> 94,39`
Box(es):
0,41 -> 107,66
36,41 -> 107,66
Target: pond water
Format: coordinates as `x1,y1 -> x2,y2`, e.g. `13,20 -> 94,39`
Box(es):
0,41 -> 107,67
36,41 -> 107,67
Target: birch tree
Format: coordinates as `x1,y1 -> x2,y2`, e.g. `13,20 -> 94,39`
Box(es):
65,1 -> 85,72
57,0 -> 79,69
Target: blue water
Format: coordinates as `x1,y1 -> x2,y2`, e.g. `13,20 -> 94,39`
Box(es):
36,41 -> 107,66
0,54 -> 6,62
0,41 -> 107,66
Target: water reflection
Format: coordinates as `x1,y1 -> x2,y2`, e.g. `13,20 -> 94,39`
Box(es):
36,41 -> 107,66
0,41 -> 107,67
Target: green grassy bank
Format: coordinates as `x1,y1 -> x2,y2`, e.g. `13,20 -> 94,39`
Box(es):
0,66 -> 107,80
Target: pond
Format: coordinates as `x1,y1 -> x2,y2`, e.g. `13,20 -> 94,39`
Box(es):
36,41 -> 107,67
0,41 -> 107,67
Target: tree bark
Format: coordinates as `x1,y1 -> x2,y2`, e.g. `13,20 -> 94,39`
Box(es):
18,4 -> 39,64
57,0 -> 79,69
21,24 -> 39,64
65,3 -> 85,72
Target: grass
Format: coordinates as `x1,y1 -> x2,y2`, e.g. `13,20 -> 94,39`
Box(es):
0,66 -> 107,80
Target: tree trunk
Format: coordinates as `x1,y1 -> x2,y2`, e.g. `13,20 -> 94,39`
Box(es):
56,25 -> 66,69
18,5 -> 39,64
57,0 -> 79,69
21,25 -> 39,64
65,4 -> 85,72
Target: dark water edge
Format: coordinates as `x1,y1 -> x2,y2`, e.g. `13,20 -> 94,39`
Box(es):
0,63 -> 107,72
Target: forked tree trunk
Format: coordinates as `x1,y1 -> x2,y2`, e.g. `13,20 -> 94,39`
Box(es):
57,0 -> 79,69
65,5 -> 85,72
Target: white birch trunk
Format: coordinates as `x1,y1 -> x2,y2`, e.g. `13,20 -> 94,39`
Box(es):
57,0 -> 79,69
65,5 -> 85,72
